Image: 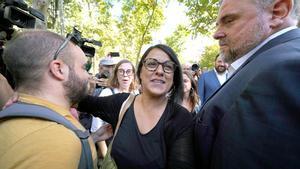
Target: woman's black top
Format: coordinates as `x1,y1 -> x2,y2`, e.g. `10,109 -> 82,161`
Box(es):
78,93 -> 195,169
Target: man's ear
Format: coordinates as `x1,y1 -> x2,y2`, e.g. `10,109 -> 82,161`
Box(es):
49,60 -> 68,80
270,0 -> 293,28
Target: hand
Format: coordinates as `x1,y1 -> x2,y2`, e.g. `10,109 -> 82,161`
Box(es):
2,92 -> 18,110
95,78 -> 109,87
91,123 -> 113,143
88,77 -> 109,94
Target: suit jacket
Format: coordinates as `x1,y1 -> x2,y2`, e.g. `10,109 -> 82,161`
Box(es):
198,70 -> 221,105
194,28 -> 300,169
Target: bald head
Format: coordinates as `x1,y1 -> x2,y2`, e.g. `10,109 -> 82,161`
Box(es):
219,0 -> 299,20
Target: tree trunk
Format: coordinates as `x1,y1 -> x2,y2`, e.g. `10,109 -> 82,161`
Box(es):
58,0 -> 65,35
32,0 -> 50,29
135,0 -> 158,66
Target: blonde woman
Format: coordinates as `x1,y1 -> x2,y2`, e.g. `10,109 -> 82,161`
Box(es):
101,59 -> 138,95
91,59 -> 138,159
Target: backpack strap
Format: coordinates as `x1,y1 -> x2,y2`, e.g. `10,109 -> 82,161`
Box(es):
0,102 -> 93,169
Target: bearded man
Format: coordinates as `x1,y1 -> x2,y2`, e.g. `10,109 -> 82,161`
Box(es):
0,30 -> 97,169
195,0 -> 300,168
197,54 -> 227,105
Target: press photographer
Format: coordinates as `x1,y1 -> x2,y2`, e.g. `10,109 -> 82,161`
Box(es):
191,63 -> 201,81
94,52 -> 119,91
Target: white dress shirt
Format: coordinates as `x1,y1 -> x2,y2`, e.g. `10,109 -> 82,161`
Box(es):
227,26 -> 297,77
214,68 -> 228,85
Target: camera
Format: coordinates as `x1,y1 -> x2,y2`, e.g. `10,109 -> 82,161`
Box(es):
97,71 -> 110,79
1,0 -> 45,87
191,63 -> 200,72
66,27 -> 102,72
108,52 -> 120,57
0,0 -> 45,31
67,27 -> 102,58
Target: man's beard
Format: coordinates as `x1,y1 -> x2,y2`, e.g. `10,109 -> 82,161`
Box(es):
221,18 -> 268,64
63,67 -> 89,105
216,66 -> 226,73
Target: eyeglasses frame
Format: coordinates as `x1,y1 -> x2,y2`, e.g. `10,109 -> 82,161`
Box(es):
52,28 -> 83,60
117,69 -> 133,76
143,58 -> 177,74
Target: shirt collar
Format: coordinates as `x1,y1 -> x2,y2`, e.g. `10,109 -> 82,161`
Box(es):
229,26 -> 297,75
213,68 -> 227,76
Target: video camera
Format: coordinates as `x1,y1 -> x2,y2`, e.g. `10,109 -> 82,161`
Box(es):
0,0 -> 45,37
1,0 -> 45,87
191,63 -> 199,72
66,27 -> 102,71
67,27 -> 102,58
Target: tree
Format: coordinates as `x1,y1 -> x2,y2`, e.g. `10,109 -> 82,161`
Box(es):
178,0 -> 219,36
117,0 -> 165,66
200,43 -> 219,69
26,0 -> 168,71
165,24 -> 190,60
31,0 -> 50,29
62,0 -> 118,56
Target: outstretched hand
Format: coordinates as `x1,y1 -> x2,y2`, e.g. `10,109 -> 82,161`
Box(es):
91,123 -> 113,143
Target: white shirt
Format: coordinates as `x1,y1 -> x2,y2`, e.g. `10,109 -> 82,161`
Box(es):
214,68 -> 228,85
227,26 -> 298,77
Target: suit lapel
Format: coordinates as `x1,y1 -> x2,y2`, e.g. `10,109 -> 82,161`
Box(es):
209,70 -> 221,87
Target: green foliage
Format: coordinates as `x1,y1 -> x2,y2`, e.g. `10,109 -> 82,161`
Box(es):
45,0 -> 165,69
165,24 -> 190,60
200,43 -> 219,69
117,0 -> 165,66
178,0 -> 219,36
63,0 -> 117,58
29,0 -> 212,73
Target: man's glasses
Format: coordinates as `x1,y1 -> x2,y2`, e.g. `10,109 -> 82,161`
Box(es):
143,58 -> 177,74
117,69 -> 133,76
53,35 -> 72,60
53,28 -> 82,60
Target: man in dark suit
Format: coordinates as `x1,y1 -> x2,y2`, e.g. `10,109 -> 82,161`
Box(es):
194,0 -> 300,168
197,54 -> 227,105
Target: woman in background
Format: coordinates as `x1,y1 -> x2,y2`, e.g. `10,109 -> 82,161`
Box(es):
181,70 -> 200,116
91,59 -> 138,159
99,59 -> 138,96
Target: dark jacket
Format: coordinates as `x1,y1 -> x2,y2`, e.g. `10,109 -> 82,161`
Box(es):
197,70 -> 221,105
195,28 -> 300,169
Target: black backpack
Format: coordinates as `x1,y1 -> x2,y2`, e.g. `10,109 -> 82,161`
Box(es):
0,102 -> 94,169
